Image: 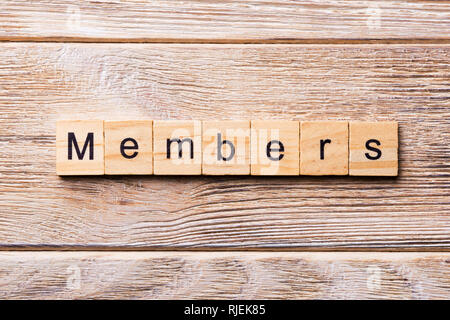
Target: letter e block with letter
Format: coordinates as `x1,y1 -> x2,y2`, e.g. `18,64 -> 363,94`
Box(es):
251,120 -> 299,175
56,120 -> 104,175
349,121 -> 398,176
203,121 -> 250,175
153,120 -> 202,175
104,120 -> 153,175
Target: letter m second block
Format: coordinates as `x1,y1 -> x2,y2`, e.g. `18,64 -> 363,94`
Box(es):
56,120 -> 104,175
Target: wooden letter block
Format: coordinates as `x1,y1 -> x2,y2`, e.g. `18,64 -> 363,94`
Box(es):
56,120 -> 104,175
202,121 -> 250,175
153,120 -> 202,175
104,120 -> 153,175
251,120 -> 299,175
349,121 -> 398,176
300,121 -> 349,175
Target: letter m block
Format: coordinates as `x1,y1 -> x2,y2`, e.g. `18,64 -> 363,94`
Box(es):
56,120 -> 104,175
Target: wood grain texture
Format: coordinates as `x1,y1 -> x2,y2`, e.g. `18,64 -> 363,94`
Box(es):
0,252 -> 448,299
0,43 -> 448,249
0,1 -> 449,42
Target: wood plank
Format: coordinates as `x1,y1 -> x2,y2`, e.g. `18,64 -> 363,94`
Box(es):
1,1 -> 449,41
0,252 -> 448,299
0,43 -> 448,249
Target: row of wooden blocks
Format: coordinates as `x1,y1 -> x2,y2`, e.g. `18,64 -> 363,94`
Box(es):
56,120 -> 398,176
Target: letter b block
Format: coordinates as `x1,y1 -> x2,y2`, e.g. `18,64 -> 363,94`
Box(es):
349,121 -> 398,176
104,120 -> 153,175
56,120 -> 104,175
203,121 -> 250,175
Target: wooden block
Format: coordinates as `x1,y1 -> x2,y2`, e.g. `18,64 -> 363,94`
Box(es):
349,121 -> 398,176
104,120 -> 153,175
153,120 -> 202,175
251,120 -> 299,175
202,121 -> 250,175
56,120 -> 104,175
300,121 -> 349,175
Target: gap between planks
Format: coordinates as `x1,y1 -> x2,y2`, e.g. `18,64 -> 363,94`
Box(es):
1,247 -> 450,252
0,251 -> 447,259
0,38 -> 450,44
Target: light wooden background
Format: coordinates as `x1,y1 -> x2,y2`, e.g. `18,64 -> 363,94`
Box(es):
0,0 -> 449,299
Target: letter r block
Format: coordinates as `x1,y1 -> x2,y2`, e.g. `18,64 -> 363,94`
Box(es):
202,121 -> 250,175
56,120 -> 104,175
104,120 -> 153,175
300,121 -> 348,175
349,121 -> 398,176
251,120 -> 299,175
153,120 -> 202,175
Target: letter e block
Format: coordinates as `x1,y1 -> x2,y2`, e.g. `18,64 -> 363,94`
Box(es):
104,120 -> 153,175
203,121 -> 250,175
300,121 -> 348,175
56,120 -> 104,175
153,120 -> 202,175
349,121 -> 398,176
251,120 -> 299,175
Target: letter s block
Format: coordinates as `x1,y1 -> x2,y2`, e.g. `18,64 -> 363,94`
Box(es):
56,120 -> 104,175
349,121 -> 398,176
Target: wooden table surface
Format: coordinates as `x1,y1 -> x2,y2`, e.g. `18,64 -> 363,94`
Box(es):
0,0 -> 449,299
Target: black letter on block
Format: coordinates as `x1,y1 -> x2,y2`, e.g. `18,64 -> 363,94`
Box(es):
365,139 -> 382,160
217,133 -> 235,161
266,140 -> 285,161
120,138 -> 139,159
68,132 -> 94,160
167,138 -> 194,159
320,139 -> 332,160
